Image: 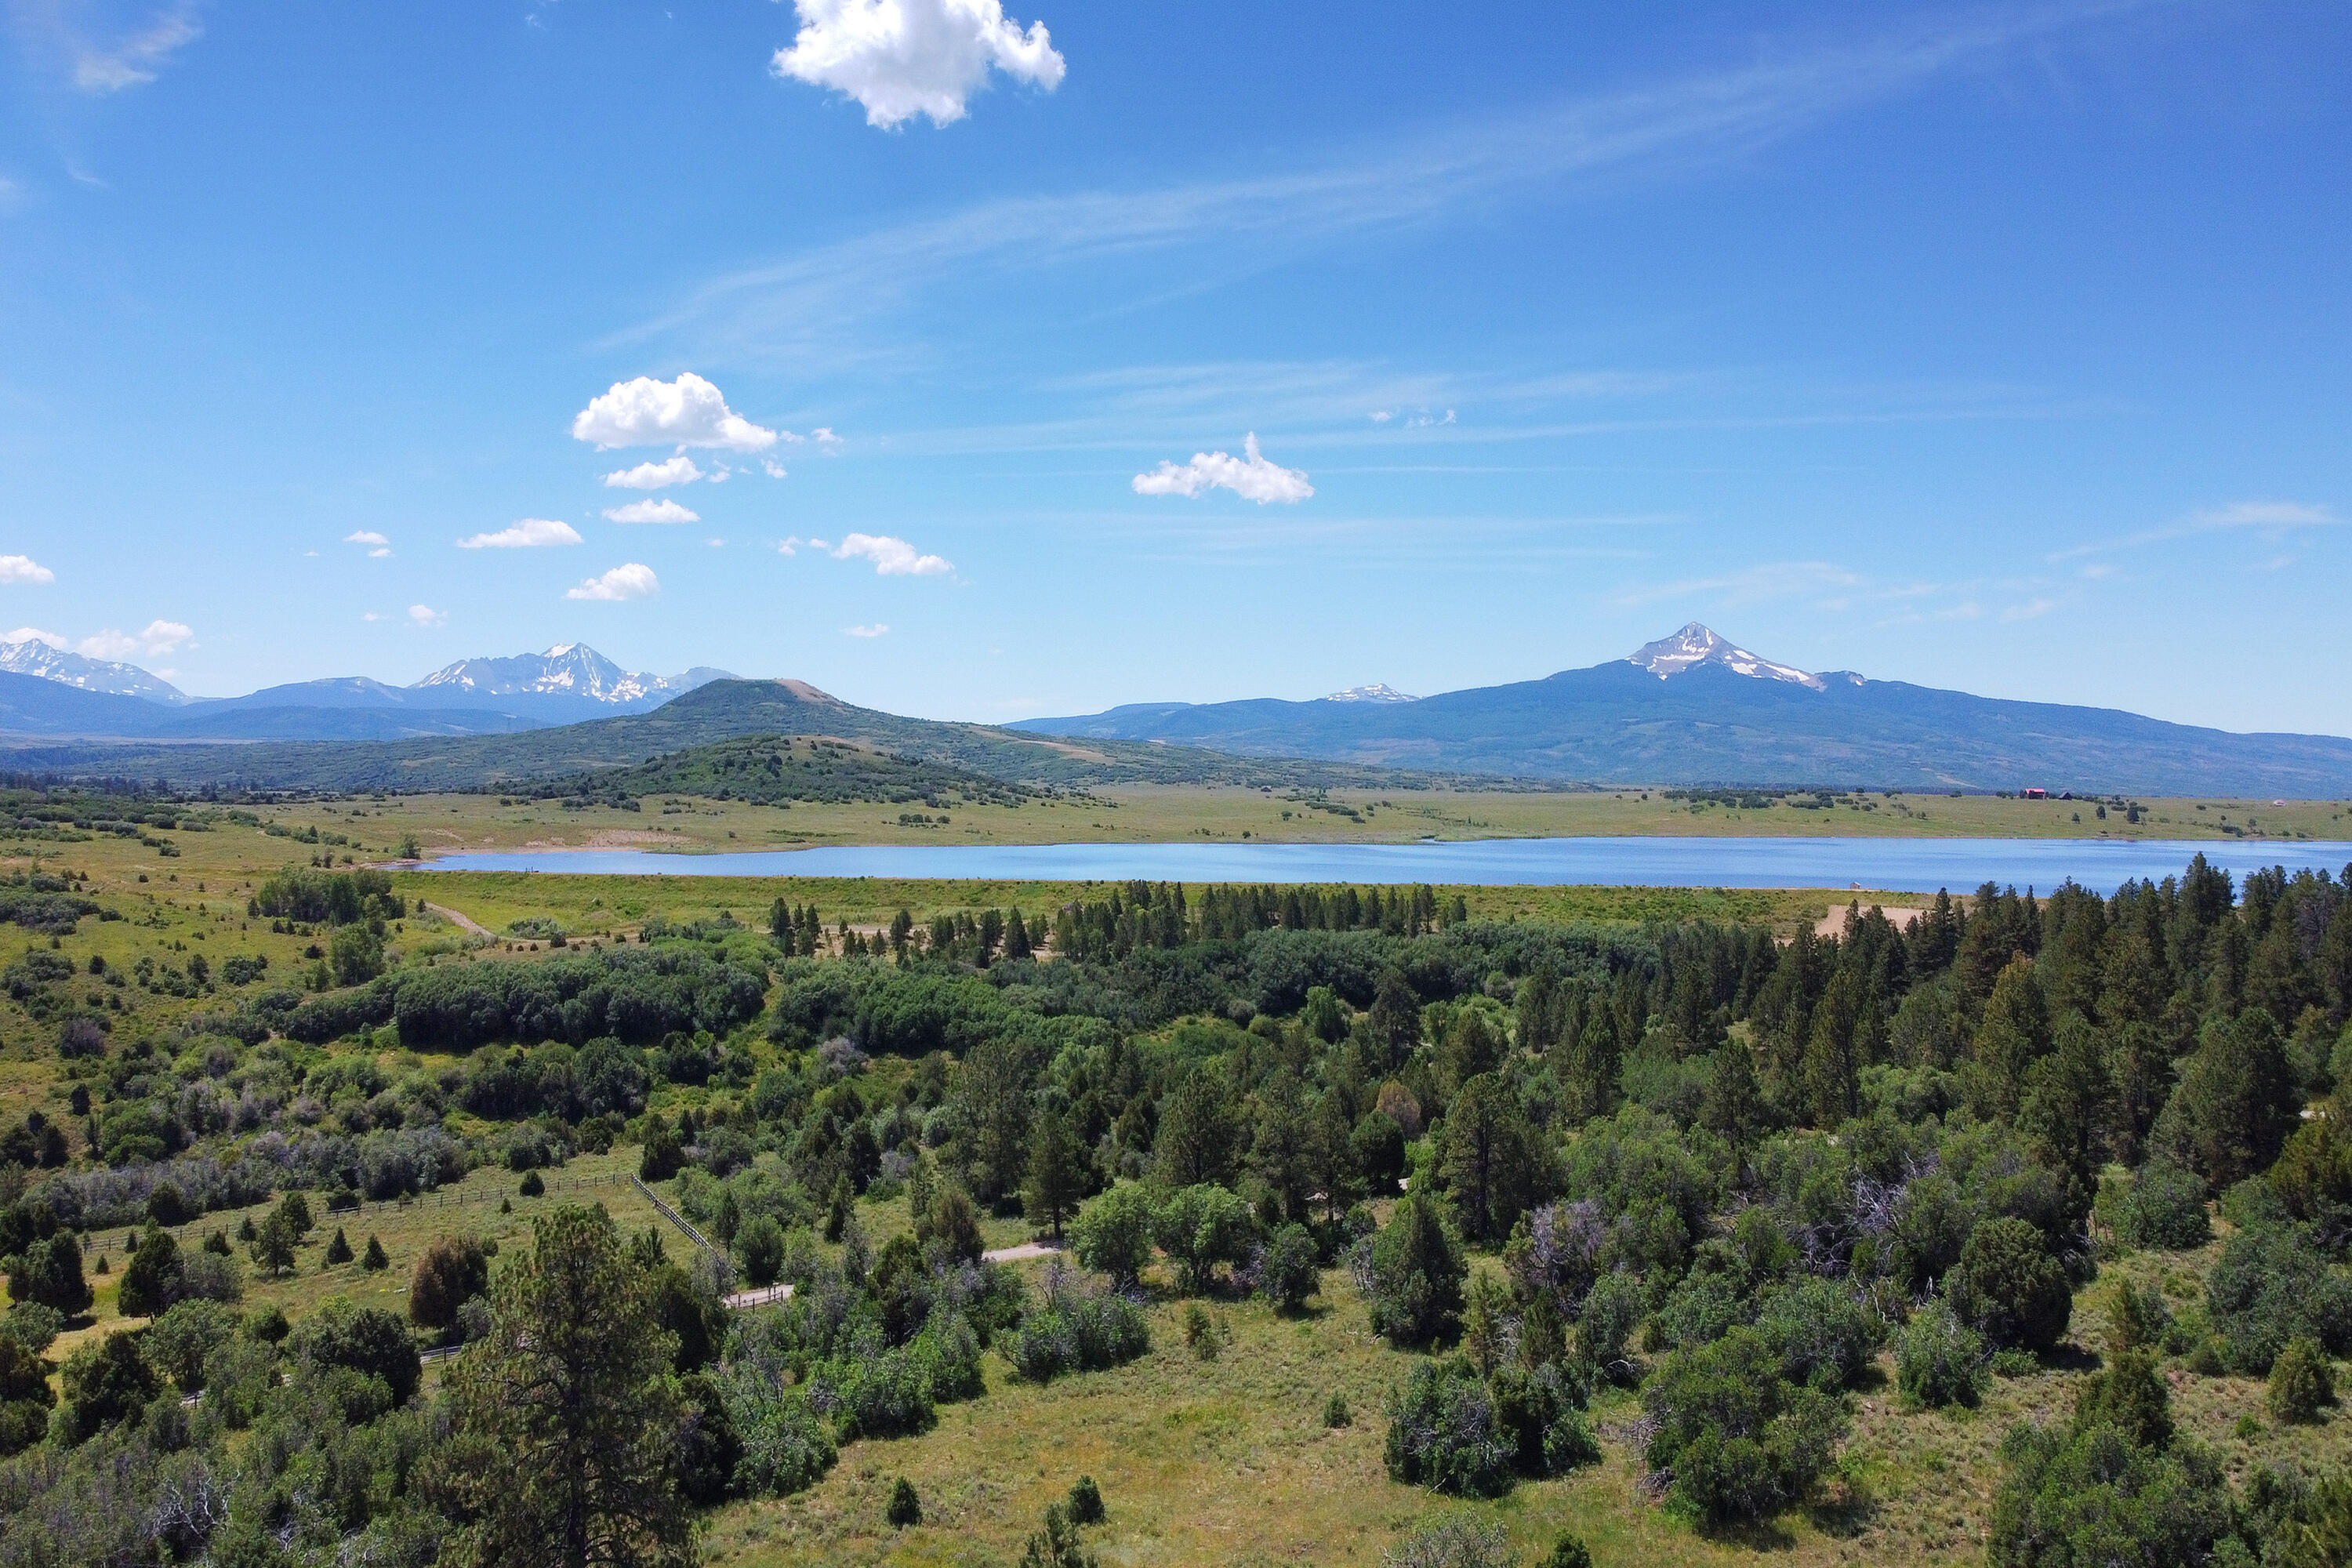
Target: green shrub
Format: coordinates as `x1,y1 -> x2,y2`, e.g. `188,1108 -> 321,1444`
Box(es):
2107,1279 -> 2173,1352
2206,1224 -> 2352,1376
1381,1517 -> 1513,1568
1642,1327 -> 1848,1525
1153,1185 -> 1258,1295
2072,1347 -> 2172,1450
1539,1535 -> 1594,1568
1757,1278 -> 1884,1391
2101,1162 -> 2212,1250
1576,1271 -> 1644,1379
1948,1217 -> 2072,1352
1009,1265 -> 1150,1382
1255,1223 -> 1319,1314
2268,1336 -> 2336,1424
1988,1412 -> 2230,1567
886,1476 -> 921,1528
1383,1359 -> 1515,1497
1069,1182 -> 1156,1286
1489,1362 -> 1599,1477
1324,1392 -> 1352,1428
1066,1475 -> 1105,1525
735,1214 -> 786,1287
1360,1195 -> 1467,1349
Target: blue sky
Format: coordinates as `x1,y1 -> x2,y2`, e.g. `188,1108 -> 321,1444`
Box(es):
1,0 -> 2346,732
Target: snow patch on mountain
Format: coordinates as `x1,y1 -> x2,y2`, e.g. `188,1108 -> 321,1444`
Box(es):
0,639 -> 191,704
1626,623 -> 1827,691
1323,684 -> 1420,703
412,644 -> 733,705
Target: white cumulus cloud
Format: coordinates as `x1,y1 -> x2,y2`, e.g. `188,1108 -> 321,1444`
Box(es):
604,499 -> 701,525
763,459 -> 789,479
571,372 -> 777,452
3,627 -> 64,648
603,455 -> 704,490
140,619 -> 192,654
1132,433 -> 1313,505
0,555 -> 57,585
844,623 -> 891,638
343,530 -> 387,546
76,630 -> 136,659
567,563 -> 661,601
833,532 -> 952,575
408,604 -> 447,628
459,518 -> 583,550
772,0 -> 1065,129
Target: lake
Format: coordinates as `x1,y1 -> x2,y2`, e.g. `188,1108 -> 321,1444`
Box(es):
422,837 -> 2352,895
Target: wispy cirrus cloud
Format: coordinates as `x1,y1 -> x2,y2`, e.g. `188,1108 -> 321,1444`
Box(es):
67,4 -> 202,93
2050,499 -> 2339,561
622,6 -> 2126,368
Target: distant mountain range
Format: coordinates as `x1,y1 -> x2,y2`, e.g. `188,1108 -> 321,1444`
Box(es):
0,641 -> 732,741
4,624 -> 2350,796
0,678 -> 1484,795
1009,623 -> 2352,796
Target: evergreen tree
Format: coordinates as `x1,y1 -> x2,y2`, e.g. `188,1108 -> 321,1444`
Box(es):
2160,1007 -> 2296,1188
1436,1074 -> 1547,1244
1022,1109 -> 1087,1242
437,1205 -> 692,1568
325,1227 -> 354,1266
1965,955 -> 2052,1123
1153,1069 -> 1238,1189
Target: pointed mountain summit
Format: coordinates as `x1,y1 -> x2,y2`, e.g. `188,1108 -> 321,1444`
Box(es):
1626,622 -> 1825,691
411,644 -> 732,706
0,638 -> 191,703
1323,684 -> 1419,703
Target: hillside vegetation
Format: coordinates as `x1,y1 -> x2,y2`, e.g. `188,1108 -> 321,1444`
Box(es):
0,783 -> 2347,1565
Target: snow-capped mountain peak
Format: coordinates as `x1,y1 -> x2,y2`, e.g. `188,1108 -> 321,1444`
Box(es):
1626,623 -> 1826,691
1323,683 -> 1420,703
0,638 -> 191,704
411,644 -> 733,705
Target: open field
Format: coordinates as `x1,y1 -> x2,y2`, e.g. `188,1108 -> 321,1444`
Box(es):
270,787 -> 2352,858
696,1220 -> 2352,1568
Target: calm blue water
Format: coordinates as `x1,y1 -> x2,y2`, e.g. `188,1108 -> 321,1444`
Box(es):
423,837 -> 2352,895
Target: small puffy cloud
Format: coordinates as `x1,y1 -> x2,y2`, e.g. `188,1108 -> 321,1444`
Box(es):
78,620 -> 191,659
772,0 -> 1065,129
74,8 -> 201,93
813,427 -> 844,449
571,372 -> 777,452
1369,410 -> 1393,423
833,532 -> 952,575
343,530 -> 388,546
776,536 -> 801,555
458,518 -> 583,550
3,627 -> 64,648
603,455 -> 703,490
77,630 -> 136,659
1133,433 -> 1313,505
604,499 -> 700,525
363,612 -> 384,622
408,604 -> 447,628
844,623 -> 891,638
140,619 -> 192,654
0,555 -> 57,585
763,459 -> 789,479
567,563 -> 661,601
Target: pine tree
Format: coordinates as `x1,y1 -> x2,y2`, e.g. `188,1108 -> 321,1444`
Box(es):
325,1227 -> 354,1265
1021,1110 -> 1086,1242
437,1205 -> 692,1568
361,1234 -> 390,1272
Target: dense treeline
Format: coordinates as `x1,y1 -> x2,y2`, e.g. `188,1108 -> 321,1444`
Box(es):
525,733 -> 1038,811
3,853 -> 2352,1563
